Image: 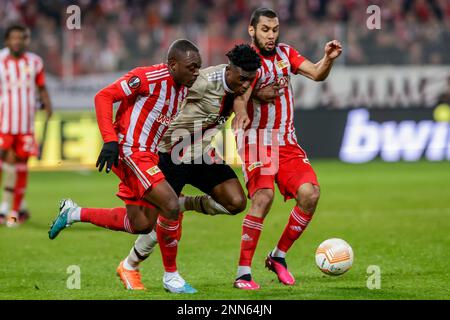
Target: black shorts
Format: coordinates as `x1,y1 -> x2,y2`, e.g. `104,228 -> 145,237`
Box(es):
158,152 -> 238,196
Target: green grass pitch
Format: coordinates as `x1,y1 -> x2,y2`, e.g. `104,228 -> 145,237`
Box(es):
0,160 -> 449,300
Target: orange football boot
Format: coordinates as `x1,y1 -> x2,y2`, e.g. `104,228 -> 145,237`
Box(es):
116,261 -> 146,290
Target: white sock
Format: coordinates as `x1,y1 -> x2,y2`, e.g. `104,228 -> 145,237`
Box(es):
123,258 -> 138,271
68,207 -> 81,223
237,266 -> 252,279
271,247 -> 286,259
163,271 -> 182,282
125,230 -> 158,269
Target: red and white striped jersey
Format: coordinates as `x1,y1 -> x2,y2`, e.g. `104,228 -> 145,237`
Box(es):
247,43 -> 305,146
95,63 -> 188,156
0,48 -> 45,134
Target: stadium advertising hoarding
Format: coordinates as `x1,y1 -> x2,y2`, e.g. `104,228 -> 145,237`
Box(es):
29,111 -> 103,169
47,66 -> 450,109
295,105 -> 450,163
29,105 -> 450,169
32,63 -> 450,169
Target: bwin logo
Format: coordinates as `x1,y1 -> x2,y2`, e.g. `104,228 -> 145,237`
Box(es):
339,109 -> 450,163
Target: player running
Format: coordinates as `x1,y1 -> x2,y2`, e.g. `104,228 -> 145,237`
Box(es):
0,25 -> 52,227
233,8 -> 343,290
48,39 -> 201,293
115,44 -> 261,290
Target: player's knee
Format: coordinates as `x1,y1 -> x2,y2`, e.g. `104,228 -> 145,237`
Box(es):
127,216 -> 153,234
132,221 -> 153,234
160,197 -> 180,220
298,185 -> 320,214
252,189 -> 274,211
225,194 -> 247,215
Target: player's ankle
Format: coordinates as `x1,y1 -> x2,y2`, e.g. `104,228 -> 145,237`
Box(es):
236,265 -> 252,280
236,273 -> 252,281
271,247 -> 286,259
67,207 -> 81,224
123,258 -> 139,271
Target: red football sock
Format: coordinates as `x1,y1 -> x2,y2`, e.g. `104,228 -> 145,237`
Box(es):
276,206 -> 312,253
156,215 -> 179,272
80,207 -> 135,233
12,163 -> 28,212
238,214 -> 264,267
177,212 -> 184,241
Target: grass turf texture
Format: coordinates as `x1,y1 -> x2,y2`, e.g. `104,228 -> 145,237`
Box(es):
0,160 -> 449,300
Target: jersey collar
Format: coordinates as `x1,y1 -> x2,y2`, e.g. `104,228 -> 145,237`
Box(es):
222,66 -> 234,93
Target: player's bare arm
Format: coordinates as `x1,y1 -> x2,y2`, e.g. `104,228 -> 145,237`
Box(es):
296,40 -> 343,81
232,85 -> 253,132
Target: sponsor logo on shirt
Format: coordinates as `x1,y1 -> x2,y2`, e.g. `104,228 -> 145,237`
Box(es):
156,114 -> 177,126
206,114 -> 229,125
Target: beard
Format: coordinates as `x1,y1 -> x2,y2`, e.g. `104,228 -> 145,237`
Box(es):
9,47 -> 25,57
253,35 -> 279,57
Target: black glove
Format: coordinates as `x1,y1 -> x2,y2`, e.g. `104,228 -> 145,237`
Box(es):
96,141 -> 119,173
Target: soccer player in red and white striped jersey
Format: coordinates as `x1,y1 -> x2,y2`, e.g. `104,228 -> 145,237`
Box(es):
233,8 -> 343,290
48,39 -> 202,294
0,25 -> 52,227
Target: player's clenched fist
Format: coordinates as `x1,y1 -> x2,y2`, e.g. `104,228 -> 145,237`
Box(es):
96,141 -> 119,173
324,40 -> 342,60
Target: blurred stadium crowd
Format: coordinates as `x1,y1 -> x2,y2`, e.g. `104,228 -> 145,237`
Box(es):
0,0 -> 449,77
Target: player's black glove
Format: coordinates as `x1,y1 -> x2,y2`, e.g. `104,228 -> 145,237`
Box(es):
96,141 -> 119,173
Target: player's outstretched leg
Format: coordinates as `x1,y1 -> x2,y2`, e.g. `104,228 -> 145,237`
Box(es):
48,199 -> 78,239
234,189 -> 273,290
117,229 -> 158,290
143,181 -> 196,294
267,183 -> 320,285
48,200 -> 146,239
157,214 -> 196,294
180,178 -> 247,216
180,195 -> 232,215
117,212 -> 184,291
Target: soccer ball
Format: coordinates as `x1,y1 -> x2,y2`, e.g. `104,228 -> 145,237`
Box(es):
315,238 -> 354,275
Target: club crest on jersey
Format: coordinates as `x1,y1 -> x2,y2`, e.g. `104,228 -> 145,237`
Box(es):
128,76 -> 141,89
277,75 -> 289,87
248,161 -> 263,172
146,166 -> 161,176
276,59 -> 289,70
